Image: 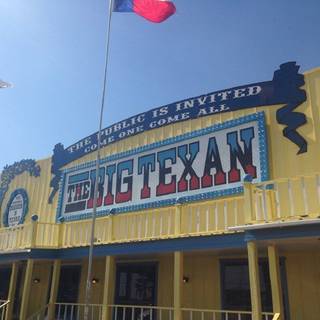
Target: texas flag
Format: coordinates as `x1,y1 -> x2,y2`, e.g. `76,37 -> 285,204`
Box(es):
114,0 -> 176,23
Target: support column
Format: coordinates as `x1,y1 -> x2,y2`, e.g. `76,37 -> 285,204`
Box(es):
102,256 -> 116,320
5,262 -> 19,320
19,259 -> 34,320
247,242 -> 262,320
268,245 -> 284,319
48,260 -> 61,320
174,251 -> 183,320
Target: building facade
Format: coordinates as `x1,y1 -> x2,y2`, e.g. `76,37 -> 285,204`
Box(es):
0,62 -> 320,320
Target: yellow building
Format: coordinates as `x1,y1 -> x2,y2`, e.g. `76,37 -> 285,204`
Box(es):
1,62 -> 320,320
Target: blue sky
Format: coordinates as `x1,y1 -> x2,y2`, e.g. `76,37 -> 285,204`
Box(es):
0,0 -> 319,169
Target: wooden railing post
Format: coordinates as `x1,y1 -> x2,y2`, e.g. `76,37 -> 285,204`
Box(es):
266,185 -> 277,221
30,214 -> 39,248
175,203 -> 183,236
107,215 -> 113,243
5,262 -> 18,320
247,241 -> 262,320
174,251 -> 183,320
243,175 -> 255,224
106,209 -> 115,243
48,260 -> 61,320
268,245 -> 284,320
58,224 -> 64,248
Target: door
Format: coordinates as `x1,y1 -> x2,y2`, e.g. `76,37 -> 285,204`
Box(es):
56,265 -> 81,319
114,263 -> 157,320
220,259 -> 289,320
0,266 -> 11,300
221,260 -> 273,320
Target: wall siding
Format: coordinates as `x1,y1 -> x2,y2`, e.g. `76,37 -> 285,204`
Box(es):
285,251 -> 320,320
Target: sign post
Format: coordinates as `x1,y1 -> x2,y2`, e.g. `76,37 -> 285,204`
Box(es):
84,1 -> 114,319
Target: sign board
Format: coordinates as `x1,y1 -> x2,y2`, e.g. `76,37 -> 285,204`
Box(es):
50,62 -> 306,203
3,189 -> 29,227
57,113 -> 268,221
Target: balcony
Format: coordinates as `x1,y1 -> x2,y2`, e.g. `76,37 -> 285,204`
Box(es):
1,173 -> 320,253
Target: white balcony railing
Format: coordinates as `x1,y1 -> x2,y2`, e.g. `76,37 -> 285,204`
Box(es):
27,303 -> 279,320
0,300 -> 9,320
249,173 -> 320,223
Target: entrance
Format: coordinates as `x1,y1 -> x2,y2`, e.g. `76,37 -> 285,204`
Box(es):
56,265 -> 81,318
115,263 -> 157,320
221,259 -> 289,320
0,266 -> 11,300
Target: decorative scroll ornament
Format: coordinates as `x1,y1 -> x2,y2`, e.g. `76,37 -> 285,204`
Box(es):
0,159 -> 41,210
49,61 -> 307,203
273,63 -> 307,154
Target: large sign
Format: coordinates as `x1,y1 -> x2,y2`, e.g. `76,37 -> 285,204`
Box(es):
3,189 -> 29,227
57,113 -> 268,221
50,62 -> 306,203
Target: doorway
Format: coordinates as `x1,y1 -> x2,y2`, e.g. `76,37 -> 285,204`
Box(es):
57,265 -> 81,303
220,259 -> 289,320
114,263 -> 158,320
56,265 -> 81,318
0,266 -> 11,300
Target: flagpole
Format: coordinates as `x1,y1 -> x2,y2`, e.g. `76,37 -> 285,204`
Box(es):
84,0 -> 114,319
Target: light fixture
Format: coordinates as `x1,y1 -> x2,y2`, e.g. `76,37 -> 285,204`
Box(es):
33,278 -> 40,284
183,276 -> 189,283
91,278 -> 99,284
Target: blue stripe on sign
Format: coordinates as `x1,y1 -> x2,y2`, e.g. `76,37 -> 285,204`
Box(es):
68,172 -> 89,184
113,0 -> 133,12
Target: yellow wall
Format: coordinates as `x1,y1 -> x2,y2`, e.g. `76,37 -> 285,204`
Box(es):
27,262 -> 51,317
285,250 -> 320,320
183,255 -> 221,309
78,258 -> 106,304
74,254 -> 221,309
157,255 -> 174,307
1,67 -> 320,226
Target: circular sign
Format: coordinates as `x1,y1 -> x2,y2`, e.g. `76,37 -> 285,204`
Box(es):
3,189 -> 29,227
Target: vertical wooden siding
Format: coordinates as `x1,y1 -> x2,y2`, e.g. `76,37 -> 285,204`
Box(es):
27,262 -> 51,318
285,250 -> 320,320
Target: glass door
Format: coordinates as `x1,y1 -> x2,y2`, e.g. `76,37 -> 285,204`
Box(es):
56,265 -> 81,319
220,259 -> 290,320
220,259 -> 272,320
114,263 -> 157,320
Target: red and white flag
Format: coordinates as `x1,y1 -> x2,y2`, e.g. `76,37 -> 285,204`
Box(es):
114,0 -> 176,23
